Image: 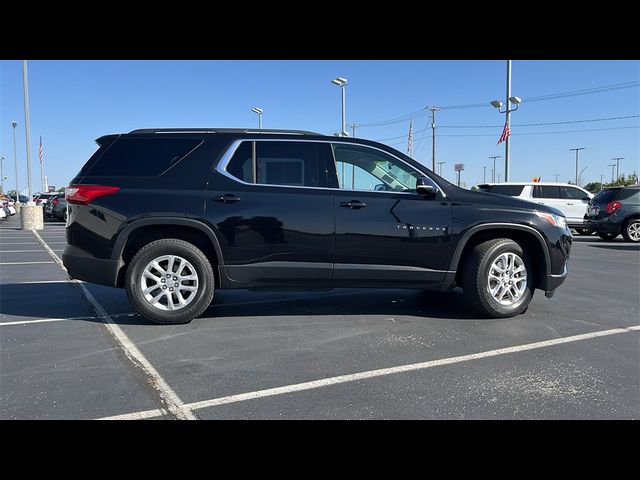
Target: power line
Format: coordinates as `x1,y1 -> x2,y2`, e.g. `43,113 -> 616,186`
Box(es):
374,115 -> 639,141
356,81 -> 640,128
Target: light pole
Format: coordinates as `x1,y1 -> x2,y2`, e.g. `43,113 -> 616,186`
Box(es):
554,174 -> 559,183
437,161 -> 446,177
490,61 -> 521,182
612,157 -> 624,180
331,77 -> 348,137
349,123 -> 359,138
12,121 -> 19,201
0,156 -> 4,194
599,174 -> 604,187
483,166 -> 486,183
569,147 -> 585,185
428,106 -> 441,172
608,163 -> 616,183
251,107 -> 263,129
497,173 -> 502,183
22,60 -> 34,202
489,155 -> 501,182
578,166 -> 587,187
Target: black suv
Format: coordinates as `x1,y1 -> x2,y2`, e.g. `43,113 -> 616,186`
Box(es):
63,129 -> 572,324
584,186 -> 640,242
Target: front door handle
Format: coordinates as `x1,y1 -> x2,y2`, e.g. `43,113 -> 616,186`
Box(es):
566,202 -> 574,206
340,200 -> 367,209
213,194 -> 242,203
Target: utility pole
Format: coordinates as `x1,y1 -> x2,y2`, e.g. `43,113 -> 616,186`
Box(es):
612,157 -> 624,180
349,123 -> 359,138
554,174 -> 559,183
0,156 -> 4,194
578,166 -> 587,187
608,163 -> 616,182
437,161 -> 445,177
569,147 -> 585,185
483,166 -> 486,183
489,156 -> 501,182
599,174 -> 604,186
428,106 -> 441,172
497,173 -> 502,183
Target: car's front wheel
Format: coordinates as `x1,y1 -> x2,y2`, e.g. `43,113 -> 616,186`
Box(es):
125,239 -> 215,324
597,232 -> 618,241
462,238 -> 534,318
622,219 -> 640,243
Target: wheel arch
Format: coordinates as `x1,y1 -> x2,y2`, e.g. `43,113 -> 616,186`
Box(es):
451,223 -> 551,290
112,218 -> 224,288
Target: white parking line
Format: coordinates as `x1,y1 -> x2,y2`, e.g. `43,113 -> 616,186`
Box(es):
96,324 -> 640,420
0,261 -> 54,265
98,409 -> 166,420
32,230 -> 195,421
0,250 -> 49,252
0,316 -> 97,327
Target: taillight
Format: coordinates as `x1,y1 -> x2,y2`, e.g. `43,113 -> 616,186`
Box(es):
65,185 -> 120,205
52,199 -> 59,205
605,201 -> 622,215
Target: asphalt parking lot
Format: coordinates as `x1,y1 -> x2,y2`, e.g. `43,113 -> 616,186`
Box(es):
1,215 -> 638,419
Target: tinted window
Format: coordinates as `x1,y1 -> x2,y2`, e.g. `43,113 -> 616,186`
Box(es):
617,188 -> 640,201
331,143 -> 431,192
561,186 -> 588,200
226,141 -> 327,188
533,186 -> 561,199
478,184 -> 524,196
226,141 -> 253,183
592,188 -> 622,204
84,137 -> 201,177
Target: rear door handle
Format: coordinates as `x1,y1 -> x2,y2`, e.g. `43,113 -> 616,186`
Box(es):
340,200 -> 367,209
566,202 -> 574,205
213,194 -> 242,203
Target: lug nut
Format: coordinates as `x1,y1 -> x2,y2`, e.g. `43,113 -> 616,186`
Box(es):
173,276 -> 178,281
166,274 -> 171,278
162,285 -> 167,290
169,288 -> 174,292
161,279 -> 165,283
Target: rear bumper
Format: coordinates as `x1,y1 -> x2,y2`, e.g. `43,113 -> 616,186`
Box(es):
62,245 -> 119,287
584,218 -> 621,234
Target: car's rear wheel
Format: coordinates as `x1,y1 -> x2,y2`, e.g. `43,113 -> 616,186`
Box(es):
622,219 -> 640,243
125,238 -> 215,324
461,238 -> 534,318
597,232 -> 618,241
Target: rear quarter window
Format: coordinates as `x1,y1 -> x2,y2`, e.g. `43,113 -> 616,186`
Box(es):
83,137 -> 202,177
478,185 -> 525,196
592,188 -> 622,203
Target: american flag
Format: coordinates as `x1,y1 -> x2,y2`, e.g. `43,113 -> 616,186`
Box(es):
407,117 -> 413,157
497,122 -> 510,145
39,136 -> 43,164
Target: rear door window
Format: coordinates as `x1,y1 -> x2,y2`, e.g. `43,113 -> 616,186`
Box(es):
532,186 -> 561,199
561,186 -> 588,199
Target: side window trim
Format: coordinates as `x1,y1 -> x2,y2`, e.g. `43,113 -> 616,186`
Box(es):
216,138 -> 446,196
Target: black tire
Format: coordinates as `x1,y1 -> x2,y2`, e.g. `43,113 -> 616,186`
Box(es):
125,238 -> 215,324
597,232 -> 618,241
621,219 -> 640,243
461,238 -> 534,318
62,210 -> 68,222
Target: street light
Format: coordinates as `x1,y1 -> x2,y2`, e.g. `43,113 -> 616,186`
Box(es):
12,121 -> 19,202
489,155 -> 501,182
570,147 -> 585,185
490,60 -> 520,183
251,107 -> 263,129
331,77 -> 348,137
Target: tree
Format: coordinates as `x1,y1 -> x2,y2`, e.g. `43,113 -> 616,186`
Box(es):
583,182 -> 601,194
470,185 -> 478,192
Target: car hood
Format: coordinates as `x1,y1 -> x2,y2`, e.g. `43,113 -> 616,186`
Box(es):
445,185 -> 565,217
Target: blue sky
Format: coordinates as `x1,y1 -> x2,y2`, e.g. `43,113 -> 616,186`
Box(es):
1,60 -> 638,192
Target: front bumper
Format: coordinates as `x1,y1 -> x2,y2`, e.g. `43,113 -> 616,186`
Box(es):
62,245 -> 119,287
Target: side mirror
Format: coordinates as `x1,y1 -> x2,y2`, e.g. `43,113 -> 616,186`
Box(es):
416,177 -> 437,198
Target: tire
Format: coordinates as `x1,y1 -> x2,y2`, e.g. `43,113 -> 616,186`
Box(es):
597,232 -> 618,241
622,219 -> 640,243
62,210 -> 68,222
125,238 -> 215,324
461,238 -> 534,318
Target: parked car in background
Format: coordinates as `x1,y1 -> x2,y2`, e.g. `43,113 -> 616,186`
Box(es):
584,186 -> 640,242
477,182 -> 593,233
50,195 -> 68,222
44,194 -> 59,217
34,192 -> 58,207
0,195 -> 16,216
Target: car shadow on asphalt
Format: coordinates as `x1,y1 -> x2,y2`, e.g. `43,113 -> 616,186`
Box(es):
0,283 -> 489,325
587,244 -> 640,251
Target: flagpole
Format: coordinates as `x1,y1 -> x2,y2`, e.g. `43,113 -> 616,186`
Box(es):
39,136 -> 44,192
504,60 -> 511,182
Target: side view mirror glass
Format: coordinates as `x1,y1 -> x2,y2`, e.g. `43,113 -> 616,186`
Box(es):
416,177 -> 437,198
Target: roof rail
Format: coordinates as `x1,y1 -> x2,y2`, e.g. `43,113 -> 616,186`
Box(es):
128,128 -> 322,135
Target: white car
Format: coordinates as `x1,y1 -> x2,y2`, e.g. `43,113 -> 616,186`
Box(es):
477,182 -> 594,232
